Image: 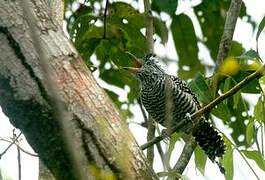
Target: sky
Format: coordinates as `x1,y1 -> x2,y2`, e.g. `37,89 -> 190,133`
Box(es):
0,0 -> 265,179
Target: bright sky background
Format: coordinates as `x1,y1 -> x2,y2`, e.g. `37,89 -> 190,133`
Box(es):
1,0 -> 265,179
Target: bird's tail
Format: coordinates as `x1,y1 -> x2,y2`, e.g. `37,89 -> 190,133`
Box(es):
192,118 -> 226,174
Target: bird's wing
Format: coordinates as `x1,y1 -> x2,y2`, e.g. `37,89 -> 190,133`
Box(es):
169,75 -> 201,108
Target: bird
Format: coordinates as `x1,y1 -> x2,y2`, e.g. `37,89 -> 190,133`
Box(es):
124,53 -> 226,173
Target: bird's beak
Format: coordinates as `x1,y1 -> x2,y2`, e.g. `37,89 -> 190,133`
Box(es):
122,52 -> 143,74
122,67 -> 141,74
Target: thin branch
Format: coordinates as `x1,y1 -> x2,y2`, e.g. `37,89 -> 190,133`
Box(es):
0,132 -> 22,158
156,142 -> 168,171
103,0 -> 109,39
0,138 -> 38,157
172,137 -> 197,175
147,117 -> 155,166
216,0 -> 242,66
141,65 -> 265,150
13,131 -> 22,180
217,129 -> 261,180
143,0 -> 155,167
143,0 -> 154,53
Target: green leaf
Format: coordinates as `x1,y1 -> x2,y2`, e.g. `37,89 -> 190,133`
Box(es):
254,97 -> 265,123
165,133 -> 181,166
194,1 -> 226,60
256,16 -> 265,41
233,91 -> 241,109
228,41 -> 245,57
151,0 -> 178,15
195,146 -> 207,175
188,73 -> 212,104
171,14 -> 204,79
237,50 -> 261,60
246,119 -> 255,145
259,75 -> 265,94
153,17 -> 168,44
242,150 -> 265,171
222,145 -> 234,180
211,102 -> 231,122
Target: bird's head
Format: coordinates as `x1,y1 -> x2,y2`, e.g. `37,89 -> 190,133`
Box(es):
123,53 -> 165,83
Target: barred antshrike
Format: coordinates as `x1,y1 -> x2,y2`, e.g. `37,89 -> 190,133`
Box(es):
124,54 -> 226,173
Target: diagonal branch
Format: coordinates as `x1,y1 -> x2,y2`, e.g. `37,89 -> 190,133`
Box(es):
141,65 -> 265,150
216,0 -> 242,66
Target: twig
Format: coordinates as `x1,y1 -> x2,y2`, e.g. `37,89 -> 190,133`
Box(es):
156,142 -> 168,171
216,0 -> 242,66
103,0 -> 109,39
13,131 -> 22,180
0,138 -> 38,157
172,137 -> 197,175
141,65 -> 265,150
0,132 -> 22,159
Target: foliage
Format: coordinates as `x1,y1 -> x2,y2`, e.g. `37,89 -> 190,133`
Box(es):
64,0 -> 265,179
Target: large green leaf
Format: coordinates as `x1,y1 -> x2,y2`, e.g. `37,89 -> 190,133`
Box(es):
254,97 -> 265,123
217,78 -> 250,146
171,14 -> 204,79
188,73 -> 212,104
237,49 -> 261,60
194,0 -> 226,60
256,16 -> 265,42
242,150 -> 265,171
153,17 -> 168,44
222,145 -> 234,180
194,146 -> 207,175
151,0 -> 178,16
246,119 -> 255,145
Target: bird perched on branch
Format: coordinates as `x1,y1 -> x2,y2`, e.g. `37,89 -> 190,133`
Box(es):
123,53 -> 226,173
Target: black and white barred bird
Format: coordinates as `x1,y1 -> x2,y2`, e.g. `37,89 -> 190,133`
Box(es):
124,54 -> 226,173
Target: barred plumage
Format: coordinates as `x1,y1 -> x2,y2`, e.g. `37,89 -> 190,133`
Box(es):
131,54 -> 226,173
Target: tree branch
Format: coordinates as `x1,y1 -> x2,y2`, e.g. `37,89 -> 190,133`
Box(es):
141,65 -> 265,150
143,0 -> 154,53
143,0 -> 155,167
172,137 -> 197,174
216,0 -> 242,66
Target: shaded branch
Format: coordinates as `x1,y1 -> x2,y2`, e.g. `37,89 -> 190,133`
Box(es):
216,0 -> 242,66
172,137 -> 197,175
143,0 -> 155,167
143,0 -> 154,53
141,65 -> 265,150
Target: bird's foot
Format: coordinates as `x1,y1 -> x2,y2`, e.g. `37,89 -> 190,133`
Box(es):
185,113 -> 195,127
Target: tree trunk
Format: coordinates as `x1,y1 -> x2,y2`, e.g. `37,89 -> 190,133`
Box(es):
0,0 -> 156,179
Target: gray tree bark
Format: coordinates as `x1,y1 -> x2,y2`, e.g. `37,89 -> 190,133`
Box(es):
0,0 -> 156,179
